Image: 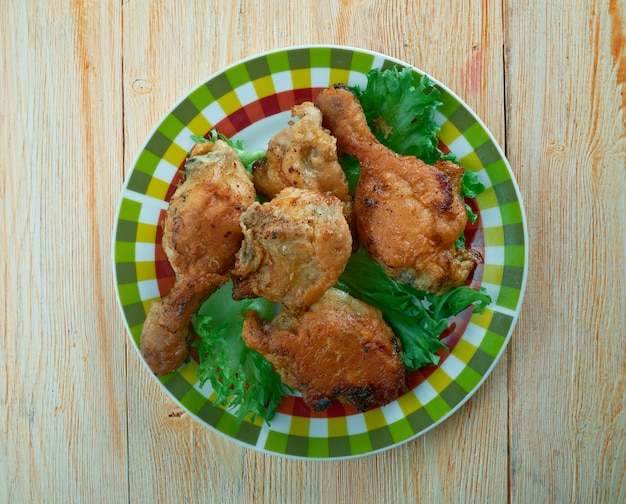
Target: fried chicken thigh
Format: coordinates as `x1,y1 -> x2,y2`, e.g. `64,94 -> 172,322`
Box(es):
316,85 -> 481,294
232,187 -> 352,313
241,288 -> 407,412
140,140 -> 256,375
252,102 -> 355,236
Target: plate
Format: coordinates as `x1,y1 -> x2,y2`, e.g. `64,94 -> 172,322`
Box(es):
113,45 -> 527,459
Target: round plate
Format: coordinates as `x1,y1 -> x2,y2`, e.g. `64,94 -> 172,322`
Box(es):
113,45 -> 527,459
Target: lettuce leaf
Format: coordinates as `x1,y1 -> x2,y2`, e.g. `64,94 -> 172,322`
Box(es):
462,169 -> 485,224
338,155 -> 360,195
352,67 -> 444,165
191,129 -> 266,171
336,248 -> 491,371
193,282 -> 290,424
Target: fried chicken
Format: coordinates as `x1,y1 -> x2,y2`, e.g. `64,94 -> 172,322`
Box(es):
231,187 -> 352,314
241,288 -> 407,412
140,140 -> 256,375
252,101 -> 355,231
315,85 -> 481,294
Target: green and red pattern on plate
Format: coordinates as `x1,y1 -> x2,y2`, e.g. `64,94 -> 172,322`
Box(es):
113,45 -> 527,459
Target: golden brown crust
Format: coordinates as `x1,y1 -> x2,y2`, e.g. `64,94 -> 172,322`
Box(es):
140,141 -> 256,375
140,274 -> 228,375
241,288 -> 407,412
252,102 -> 350,200
162,141 -> 256,279
252,101 -> 356,239
316,86 -> 481,294
232,187 -> 352,314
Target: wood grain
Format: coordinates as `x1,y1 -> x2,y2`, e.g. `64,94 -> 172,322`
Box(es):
505,0 -> 626,502
2,0 -> 624,502
1,0 -> 127,502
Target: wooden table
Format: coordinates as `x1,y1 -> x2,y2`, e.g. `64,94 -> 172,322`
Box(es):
3,1 -> 625,502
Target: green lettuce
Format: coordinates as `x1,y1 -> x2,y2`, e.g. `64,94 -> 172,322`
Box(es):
193,282 -> 290,424
191,129 -> 266,171
352,66 -> 444,164
336,248 -> 491,371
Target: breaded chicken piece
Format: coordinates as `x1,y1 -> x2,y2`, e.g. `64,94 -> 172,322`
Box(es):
252,102 -> 354,228
316,85 -> 481,294
140,140 -> 256,375
231,187 -> 352,314
241,288 -> 407,412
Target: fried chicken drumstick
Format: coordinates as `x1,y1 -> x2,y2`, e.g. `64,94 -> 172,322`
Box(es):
316,85 -> 481,294
232,187 -> 352,314
241,288 -> 407,412
252,101 -> 354,229
140,140 -> 256,375
252,102 -> 349,201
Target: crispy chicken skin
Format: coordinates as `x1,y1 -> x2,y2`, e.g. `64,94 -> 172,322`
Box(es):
316,85 -> 481,294
140,140 -> 256,375
241,288 -> 407,412
232,187 -> 352,314
252,102 -> 351,201
252,102 -> 355,230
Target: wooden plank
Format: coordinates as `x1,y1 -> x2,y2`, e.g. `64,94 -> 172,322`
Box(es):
1,0 -> 127,502
505,0 -> 626,501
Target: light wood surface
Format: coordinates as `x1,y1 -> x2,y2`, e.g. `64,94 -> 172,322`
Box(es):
2,0 -> 624,502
